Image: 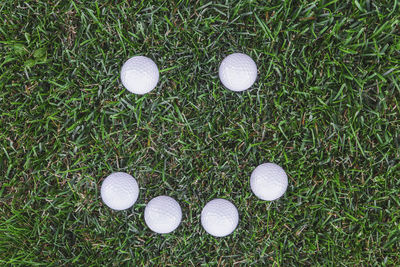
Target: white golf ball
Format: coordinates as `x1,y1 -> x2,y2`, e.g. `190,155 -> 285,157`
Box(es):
144,196 -> 182,234
100,172 -> 139,210
120,56 -> 159,94
250,163 -> 288,201
218,53 -> 257,92
201,198 -> 239,237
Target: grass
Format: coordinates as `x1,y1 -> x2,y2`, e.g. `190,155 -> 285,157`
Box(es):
1,0 -> 399,265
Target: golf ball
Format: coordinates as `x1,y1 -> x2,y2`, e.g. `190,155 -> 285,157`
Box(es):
201,198 -> 239,237
218,53 -> 257,92
100,172 -> 139,210
250,163 -> 288,201
144,196 -> 182,234
120,56 -> 159,94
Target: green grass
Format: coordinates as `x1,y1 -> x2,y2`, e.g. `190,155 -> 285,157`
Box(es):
1,0 -> 399,265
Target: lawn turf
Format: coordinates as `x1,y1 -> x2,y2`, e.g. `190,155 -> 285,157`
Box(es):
1,0 -> 400,265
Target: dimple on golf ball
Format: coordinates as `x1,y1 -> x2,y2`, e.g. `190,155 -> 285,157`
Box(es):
218,53 -> 257,92
120,56 -> 159,94
201,198 -> 239,237
100,172 -> 139,210
144,196 -> 182,234
250,163 -> 288,201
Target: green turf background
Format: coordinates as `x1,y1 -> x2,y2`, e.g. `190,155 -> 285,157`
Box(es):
1,0 -> 399,265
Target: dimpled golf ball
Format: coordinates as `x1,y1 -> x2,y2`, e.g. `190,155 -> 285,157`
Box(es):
201,198 -> 239,237
120,56 -> 159,94
100,172 -> 139,210
144,196 -> 182,234
250,163 -> 288,201
218,53 -> 257,92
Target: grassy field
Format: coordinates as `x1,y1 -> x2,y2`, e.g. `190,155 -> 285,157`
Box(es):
1,0 -> 399,265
